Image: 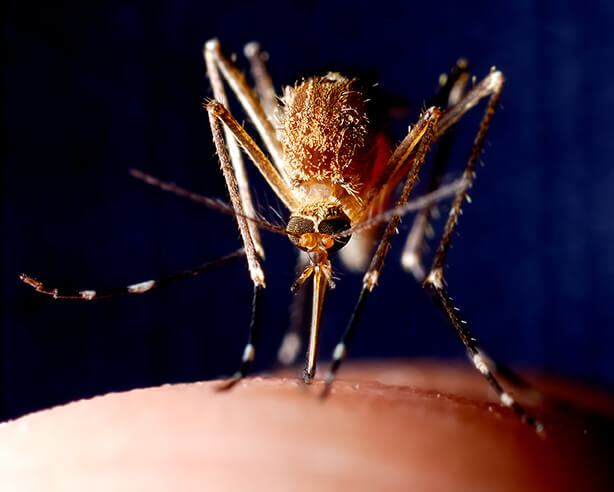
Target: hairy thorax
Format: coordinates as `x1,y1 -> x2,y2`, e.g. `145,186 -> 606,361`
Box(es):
278,73 -> 390,219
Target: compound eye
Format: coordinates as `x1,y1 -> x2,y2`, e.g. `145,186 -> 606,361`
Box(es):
318,218 -> 351,252
286,216 -> 315,249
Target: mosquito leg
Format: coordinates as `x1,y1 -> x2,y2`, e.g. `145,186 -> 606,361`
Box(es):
475,349 -> 541,397
401,210 -> 431,280
208,107 -> 265,288
402,60 -> 470,281
20,248 -> 245,300
205,40 -> 264,258
434,68 -> 505,141
207,100 -> 299,211
204,39 -> 286,178
208,103 -> 267,384
204,38 -> 296,321
401,66 -> 538,395
217,283 -> 263,390
422,76 -> 543,432
427,69 -> 503,280
322,107 -> 441,394
362,108 -> 441,291
362,69 -> 504,215
426,284 -> 543,432
243,42 -> 279,122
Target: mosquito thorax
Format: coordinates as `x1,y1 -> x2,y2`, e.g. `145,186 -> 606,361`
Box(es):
286,205 -> 351,254
279,74 -> 371,200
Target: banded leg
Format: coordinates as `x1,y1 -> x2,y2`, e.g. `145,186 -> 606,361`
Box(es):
408,65 -> 542,398
426,285 -> 543,432
402,59 -> 470,280
322,106 -> 442,393
205,51 -> 302,383
207,101 -> 267,385
422,73 -> 543,431
217,283 -> 263,390
20,249 -> 245,300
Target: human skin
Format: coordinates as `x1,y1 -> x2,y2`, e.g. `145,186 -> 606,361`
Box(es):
0,361 -> 612,492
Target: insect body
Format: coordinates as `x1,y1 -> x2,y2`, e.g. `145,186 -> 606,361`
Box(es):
21,39 -> 542,431
279,73 -> 392,378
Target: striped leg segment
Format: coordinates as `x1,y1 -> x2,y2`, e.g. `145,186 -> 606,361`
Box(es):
320,288 -> 369,398
426,281 -> 543,432
205,40 -> 269,383
277,253 -> 310,367
19,248 -> 245,300
217,284 -> 263,390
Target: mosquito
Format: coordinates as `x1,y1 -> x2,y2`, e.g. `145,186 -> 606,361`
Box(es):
20,39 -> 542,432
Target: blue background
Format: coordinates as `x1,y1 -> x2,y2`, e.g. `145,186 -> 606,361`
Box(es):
3,1 -> 613,419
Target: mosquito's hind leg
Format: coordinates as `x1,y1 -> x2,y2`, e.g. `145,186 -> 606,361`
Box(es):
426,279 -> 544,433
20,249 -> 245,300
422,73 -> 543,432
402,59 -> 470,281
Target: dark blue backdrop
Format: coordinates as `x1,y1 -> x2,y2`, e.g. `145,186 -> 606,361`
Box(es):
3,1 -> 613,419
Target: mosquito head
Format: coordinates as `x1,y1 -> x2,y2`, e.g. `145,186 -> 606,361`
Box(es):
288,209 -> 345,292
286,207 -> 352,256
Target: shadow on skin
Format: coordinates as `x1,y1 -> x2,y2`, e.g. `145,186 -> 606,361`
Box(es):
0,361 -> 612,491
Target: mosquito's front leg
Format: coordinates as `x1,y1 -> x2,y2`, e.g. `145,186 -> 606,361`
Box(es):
207,106 -> 266,386
206,83 -> 304,385
207,101 -> 298,210
322,106 -> 441,393
204,40 -> 264,258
